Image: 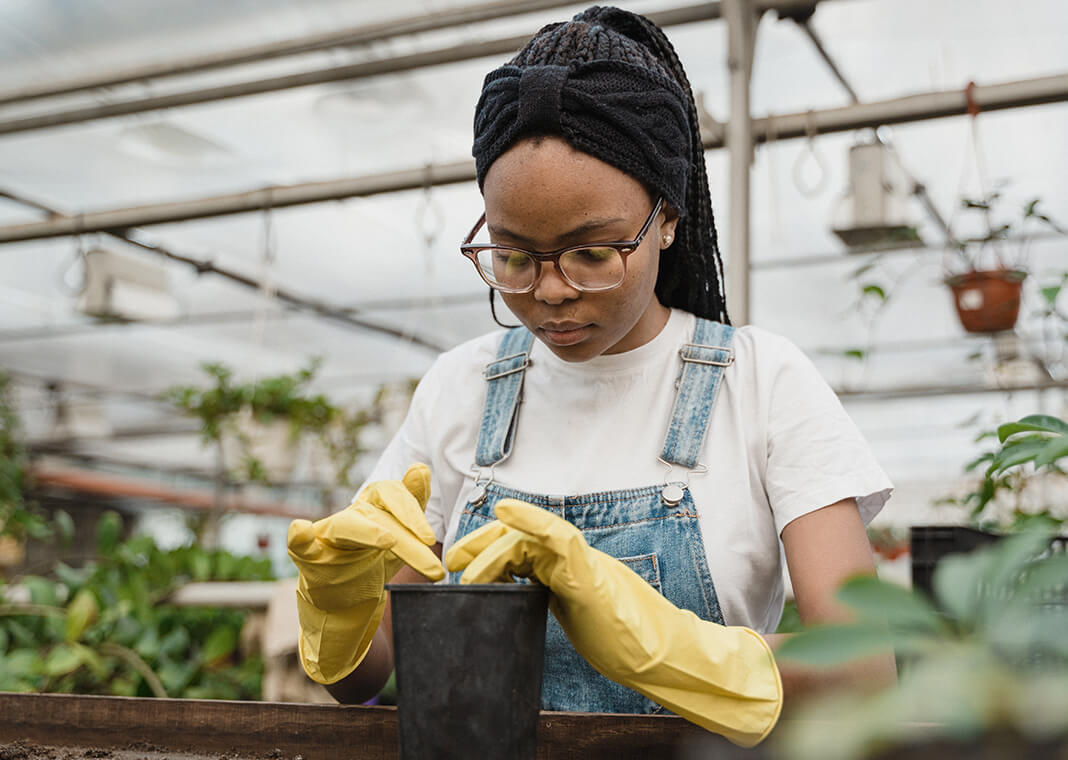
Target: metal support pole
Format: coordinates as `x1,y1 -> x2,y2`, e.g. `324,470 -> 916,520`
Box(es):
723,0 -> 760,325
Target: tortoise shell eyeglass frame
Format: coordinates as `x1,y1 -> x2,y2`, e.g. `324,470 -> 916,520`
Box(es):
459,197 -> 665,294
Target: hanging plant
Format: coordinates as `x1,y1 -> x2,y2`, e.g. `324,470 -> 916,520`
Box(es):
161,359 -> 388,488
944,191 -> 1063,334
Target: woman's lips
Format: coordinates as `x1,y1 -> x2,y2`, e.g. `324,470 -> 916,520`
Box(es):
539,323 -> 591,346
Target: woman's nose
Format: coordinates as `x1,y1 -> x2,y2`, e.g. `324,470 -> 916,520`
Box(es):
532,261 -> 581,304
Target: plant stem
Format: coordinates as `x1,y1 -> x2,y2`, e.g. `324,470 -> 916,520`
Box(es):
98,641 -> 168,698
0,603 -> 65,617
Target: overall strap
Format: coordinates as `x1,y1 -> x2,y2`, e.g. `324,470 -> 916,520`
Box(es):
474,327 -> 536,467
660,319 -> 735,469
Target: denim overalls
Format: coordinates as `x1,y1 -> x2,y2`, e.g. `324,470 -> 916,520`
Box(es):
449,318 -> 735,714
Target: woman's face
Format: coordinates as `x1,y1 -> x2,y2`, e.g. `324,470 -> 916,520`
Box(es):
481,136 -> 677,362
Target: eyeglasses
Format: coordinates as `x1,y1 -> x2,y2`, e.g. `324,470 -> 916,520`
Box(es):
460,197 -> 664,294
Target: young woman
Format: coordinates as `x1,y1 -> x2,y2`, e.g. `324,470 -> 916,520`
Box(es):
287,6 -> 894,747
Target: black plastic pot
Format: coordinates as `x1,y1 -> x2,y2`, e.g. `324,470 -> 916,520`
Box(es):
386,583 -> 549,760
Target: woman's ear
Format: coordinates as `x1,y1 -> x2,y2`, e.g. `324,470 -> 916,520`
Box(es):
659,203 -> 680,249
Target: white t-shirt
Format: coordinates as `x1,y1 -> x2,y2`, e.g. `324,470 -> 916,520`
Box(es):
363,308 -> 893,632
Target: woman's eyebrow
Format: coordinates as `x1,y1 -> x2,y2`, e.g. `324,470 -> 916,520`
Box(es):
488,216 -> 629,247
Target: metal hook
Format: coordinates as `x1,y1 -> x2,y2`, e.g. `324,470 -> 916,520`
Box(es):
656,458 -> 709,506
792,110 -> 828,197
468,464 -> 497,506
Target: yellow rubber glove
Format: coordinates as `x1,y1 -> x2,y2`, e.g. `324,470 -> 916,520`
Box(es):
445,499 -> 783,747
287,463 -> 444,684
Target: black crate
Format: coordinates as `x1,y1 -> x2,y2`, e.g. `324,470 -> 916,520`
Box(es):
910,524 -> 1068,598
909,525 -> 1002,597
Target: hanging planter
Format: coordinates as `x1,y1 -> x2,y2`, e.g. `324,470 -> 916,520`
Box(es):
945,268 -> 1026,334
942,188 -> 1063,336
219,409 -> 301,484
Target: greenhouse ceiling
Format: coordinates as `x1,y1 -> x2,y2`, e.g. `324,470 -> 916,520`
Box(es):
1,0 -> 1066,517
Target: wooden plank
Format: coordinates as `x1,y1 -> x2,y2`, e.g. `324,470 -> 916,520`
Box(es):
0,693 -> 736,760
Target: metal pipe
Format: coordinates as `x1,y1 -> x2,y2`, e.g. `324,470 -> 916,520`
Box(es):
0,187 -> 450,352
751,230 -> 1067,270
4,73 -> 1063,246
0,291 -> 488,345
0,0 -> 587,107
0,161 -> 474,242
29,464 -> 311,518
0,1 -> 835,136
723,0 -> 759,326
837,378 -> 1067,401
798,19 -> 859,103
749,72 -> 1068,144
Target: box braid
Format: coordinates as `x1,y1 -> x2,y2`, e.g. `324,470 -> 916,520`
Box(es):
487,6 -> 730,325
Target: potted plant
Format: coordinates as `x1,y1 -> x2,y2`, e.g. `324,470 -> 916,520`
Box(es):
162,359 -> 399,490
163,359 -> 339,485
773,413 -> 1068,759
944,191 -> 1063,334
935,414 -> 1067,533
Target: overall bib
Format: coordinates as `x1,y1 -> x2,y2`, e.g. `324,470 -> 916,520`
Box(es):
449,318 -> 735,714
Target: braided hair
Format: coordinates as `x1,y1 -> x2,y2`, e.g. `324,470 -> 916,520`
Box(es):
474,6 -> 729,325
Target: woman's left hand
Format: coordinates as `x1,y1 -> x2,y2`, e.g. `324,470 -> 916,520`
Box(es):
444,498 -> 783,748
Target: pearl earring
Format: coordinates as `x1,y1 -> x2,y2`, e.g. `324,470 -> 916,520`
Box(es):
662,234 -> 673,247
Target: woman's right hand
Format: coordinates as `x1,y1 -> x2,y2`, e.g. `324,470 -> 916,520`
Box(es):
287,462 -> 443,683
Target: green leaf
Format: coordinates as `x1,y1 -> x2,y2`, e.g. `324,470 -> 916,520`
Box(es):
52,510 -> 75,547
1041,285 -> 1063,307
861,284 -> 887,301
932,549 -> 995,626
1008,547 -> 1068,602
159,626 -> 191,658
835,575 -> 945,633
989,437 -> 1055,473
2,648 -> 42,679
157,660 -> 196,694
23,576 -> 59,607
65,588 -> 98,642
134,626 -> 161,660
54,561 -> 88,590
963,451 -> 994,472
774,623 -> 894,666
96,511 -> 123,555
1035,435 -> 1068,467
42,643 -> 85,677
190,552 -> 212,581
997,415 -> 1068,441
200,626 -> 238,666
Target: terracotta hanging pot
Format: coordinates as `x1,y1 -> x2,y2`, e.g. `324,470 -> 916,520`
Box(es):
944,268 -> 1027,334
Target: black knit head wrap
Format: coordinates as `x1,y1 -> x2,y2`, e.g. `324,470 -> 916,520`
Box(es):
471,6 -> 730,324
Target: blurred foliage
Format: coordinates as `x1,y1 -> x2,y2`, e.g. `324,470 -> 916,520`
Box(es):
775,598 -> 803,635
775,527 -> 1068,759
866,524 -> 910,560
937,414 -> 1067,531
0,370 -> 51,543
773,416 -> 1068,759
161,359 -> 413,489
0,510 -> 273,700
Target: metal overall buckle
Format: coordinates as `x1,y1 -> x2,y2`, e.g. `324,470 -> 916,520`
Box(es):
657,457 -> 709,507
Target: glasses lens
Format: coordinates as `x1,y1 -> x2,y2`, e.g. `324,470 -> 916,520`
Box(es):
559,247 -> 625,290
473,248 -> 537,291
